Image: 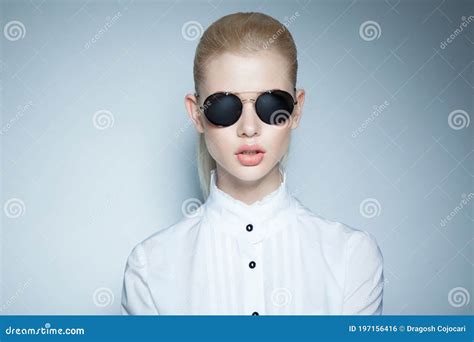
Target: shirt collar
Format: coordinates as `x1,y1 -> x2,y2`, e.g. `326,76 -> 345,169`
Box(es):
204,167 -> 292,235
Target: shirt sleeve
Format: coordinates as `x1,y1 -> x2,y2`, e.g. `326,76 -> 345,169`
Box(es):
121,243 -> 159,315
342,230 -> 384,315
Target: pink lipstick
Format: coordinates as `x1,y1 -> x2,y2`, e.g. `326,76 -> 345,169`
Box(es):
235,144 -> 266,166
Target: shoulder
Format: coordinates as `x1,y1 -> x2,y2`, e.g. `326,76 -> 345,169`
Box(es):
125,213 -> 203,268
292,197 -> 383,260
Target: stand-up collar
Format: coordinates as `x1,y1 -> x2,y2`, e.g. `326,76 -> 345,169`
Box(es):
204,167 -> 293,241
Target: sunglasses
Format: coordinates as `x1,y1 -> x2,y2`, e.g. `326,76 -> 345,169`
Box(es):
195,88 -> 298,127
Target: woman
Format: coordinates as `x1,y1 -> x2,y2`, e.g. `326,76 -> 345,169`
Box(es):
121,12 -> 384,315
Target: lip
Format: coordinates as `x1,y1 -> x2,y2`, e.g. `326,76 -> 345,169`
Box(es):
235,144 -> 266,155
235,144 -> 266,166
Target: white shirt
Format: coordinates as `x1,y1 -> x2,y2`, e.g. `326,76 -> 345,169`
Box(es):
121,168 -> 384,315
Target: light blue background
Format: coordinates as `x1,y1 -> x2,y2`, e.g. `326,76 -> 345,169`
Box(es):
1,0 -> 472,314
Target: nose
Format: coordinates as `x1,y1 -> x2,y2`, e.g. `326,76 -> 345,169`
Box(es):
236,100 -> 261,138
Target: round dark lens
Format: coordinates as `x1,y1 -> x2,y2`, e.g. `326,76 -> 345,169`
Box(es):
203,93 -> 242,127
255,90 -> 294,125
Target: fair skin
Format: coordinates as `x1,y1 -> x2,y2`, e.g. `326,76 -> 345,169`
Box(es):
185,50 -> 305,205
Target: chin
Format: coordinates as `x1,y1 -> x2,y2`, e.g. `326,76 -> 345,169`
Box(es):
231,163 -> 273,182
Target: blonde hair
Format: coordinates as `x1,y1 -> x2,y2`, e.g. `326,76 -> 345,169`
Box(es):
193,12 -> 298,200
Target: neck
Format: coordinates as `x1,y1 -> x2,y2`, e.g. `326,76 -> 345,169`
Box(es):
214,165 -> 283,205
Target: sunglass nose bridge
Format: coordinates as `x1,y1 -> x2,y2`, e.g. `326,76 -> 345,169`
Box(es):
241,98 -> 256,104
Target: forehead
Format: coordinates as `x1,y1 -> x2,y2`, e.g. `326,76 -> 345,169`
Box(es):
201,51 -> 293,95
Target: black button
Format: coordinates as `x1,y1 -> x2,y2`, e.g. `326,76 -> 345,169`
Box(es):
249,261 -> 256,269
252,311 -> 259,315
246,224 -> 253,232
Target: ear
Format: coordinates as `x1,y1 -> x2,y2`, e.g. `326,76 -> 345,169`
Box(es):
291,88 -> 305,129
184,93 -> 205,133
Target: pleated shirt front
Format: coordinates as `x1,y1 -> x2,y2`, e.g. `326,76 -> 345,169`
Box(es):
121,168 -> 384,315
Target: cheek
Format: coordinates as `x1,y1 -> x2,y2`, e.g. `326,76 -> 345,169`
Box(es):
266,129 -> 291,157
203,129 -> 233,161
256,128 -> 291,166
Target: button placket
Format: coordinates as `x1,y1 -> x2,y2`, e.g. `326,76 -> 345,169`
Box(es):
242,238 -> 265,315
245,221 -> 265,245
